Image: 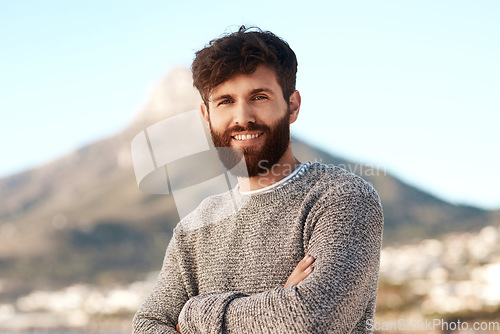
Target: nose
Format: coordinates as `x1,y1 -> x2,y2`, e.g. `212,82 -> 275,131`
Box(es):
233,101 -> 255,125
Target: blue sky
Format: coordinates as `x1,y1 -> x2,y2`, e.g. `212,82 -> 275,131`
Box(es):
1,0 -> 499,209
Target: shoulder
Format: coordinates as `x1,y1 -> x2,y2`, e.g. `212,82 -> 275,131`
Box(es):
307,162 -> 382,208
304,163 -> 384,235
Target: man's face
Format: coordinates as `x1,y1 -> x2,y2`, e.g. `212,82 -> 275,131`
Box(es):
201,65 -> 297,177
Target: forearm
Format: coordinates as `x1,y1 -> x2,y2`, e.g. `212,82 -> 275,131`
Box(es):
178,274 -> 372,334
133,289 -> 187,333
133,314 -> 179,334
178,291 -> 249,334
178,192 -> 383,333
208,266 -> 374,333
224,286 -> 320,333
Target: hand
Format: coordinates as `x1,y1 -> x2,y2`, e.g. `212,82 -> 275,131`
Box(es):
284,254 -> 315,288
176,323 -> 181,333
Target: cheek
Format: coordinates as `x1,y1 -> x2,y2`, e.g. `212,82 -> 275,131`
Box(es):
265,103 -> 288,123
209,113 -> 231,130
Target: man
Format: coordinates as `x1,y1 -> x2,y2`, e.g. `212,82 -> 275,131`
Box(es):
133,26 -> 383,333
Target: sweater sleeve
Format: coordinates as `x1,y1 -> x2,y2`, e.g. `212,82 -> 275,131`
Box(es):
177,190 -> 384,334
133,230 -> 189,333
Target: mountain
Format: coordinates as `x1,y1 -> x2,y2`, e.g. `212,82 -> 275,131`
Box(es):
0,67 -> 498,299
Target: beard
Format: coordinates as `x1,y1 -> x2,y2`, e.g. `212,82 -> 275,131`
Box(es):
209,110 -> 291,177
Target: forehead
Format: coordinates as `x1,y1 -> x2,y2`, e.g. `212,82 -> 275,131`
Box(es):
211,65 -> 281,98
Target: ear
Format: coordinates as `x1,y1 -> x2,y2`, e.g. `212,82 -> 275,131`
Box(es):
200,102 -> 210,127
288,90 -> 301,124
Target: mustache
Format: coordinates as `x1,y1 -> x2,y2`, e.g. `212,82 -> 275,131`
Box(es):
224,123 -> 270,136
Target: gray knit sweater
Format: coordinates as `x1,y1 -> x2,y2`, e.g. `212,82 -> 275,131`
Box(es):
133,162 -> 384,333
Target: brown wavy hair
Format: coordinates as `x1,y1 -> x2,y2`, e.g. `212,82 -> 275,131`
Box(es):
191,26 -> 298,108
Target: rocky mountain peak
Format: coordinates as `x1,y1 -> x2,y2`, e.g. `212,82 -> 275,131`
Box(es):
132,66 -> 202,128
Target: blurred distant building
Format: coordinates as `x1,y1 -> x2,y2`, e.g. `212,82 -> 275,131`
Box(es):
379,225 -> 500,314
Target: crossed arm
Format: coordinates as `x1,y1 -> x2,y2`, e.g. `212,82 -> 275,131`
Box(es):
175,255 -> 316,333
133,192 -> 383,333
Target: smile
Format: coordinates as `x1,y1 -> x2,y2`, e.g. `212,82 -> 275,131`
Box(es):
232,133 -> 263,141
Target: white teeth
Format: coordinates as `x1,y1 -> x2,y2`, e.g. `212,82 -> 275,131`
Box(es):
234,133 -> 260,140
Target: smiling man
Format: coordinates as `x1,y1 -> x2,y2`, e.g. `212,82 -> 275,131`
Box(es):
204,64 -> 300,189
133,26 -> 384,334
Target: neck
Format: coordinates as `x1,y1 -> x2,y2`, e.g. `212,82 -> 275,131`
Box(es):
237,148 -> 301,192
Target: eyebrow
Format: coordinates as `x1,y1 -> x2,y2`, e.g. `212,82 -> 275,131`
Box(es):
212,94 -> 233,103
211,87 -> 276,104
249,88 -> 275,95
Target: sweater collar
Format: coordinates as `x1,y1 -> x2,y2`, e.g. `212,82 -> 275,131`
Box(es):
237,161 -> 312,196
230,162 -> 325,208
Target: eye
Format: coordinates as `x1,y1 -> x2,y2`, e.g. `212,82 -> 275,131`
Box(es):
253,95 -> 268,101
218,99 -> 233,106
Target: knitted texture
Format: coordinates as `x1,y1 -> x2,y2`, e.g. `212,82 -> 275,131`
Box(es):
133,162 -> 384,333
